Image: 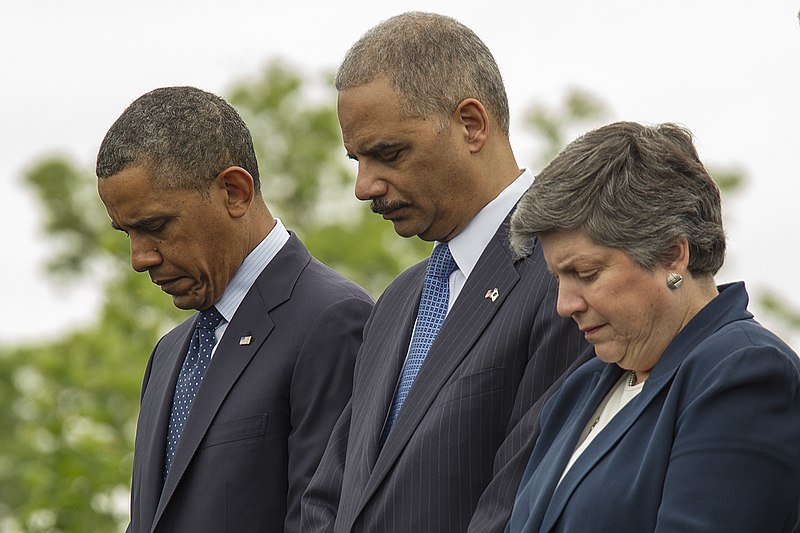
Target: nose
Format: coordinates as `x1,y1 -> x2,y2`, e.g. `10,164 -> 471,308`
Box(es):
555,280 -> 586,319
130,235 -> 162,273
353,162 -> 386,201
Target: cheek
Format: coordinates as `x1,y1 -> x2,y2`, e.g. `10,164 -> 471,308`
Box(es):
423,180 -> 457,216
161,238 -> 210,273
619,298 -> 660,342
161,246 -> 194,276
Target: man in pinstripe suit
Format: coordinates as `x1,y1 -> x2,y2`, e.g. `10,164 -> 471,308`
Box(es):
301,12 -> 591,533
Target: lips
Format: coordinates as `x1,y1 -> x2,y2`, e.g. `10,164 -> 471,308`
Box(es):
380,206 -> 407,220
153,277 -> 185,294
580,324 -> 605,341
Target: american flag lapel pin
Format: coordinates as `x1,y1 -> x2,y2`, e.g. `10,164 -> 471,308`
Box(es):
239,335 -> 253,346
484,288 -> 499,302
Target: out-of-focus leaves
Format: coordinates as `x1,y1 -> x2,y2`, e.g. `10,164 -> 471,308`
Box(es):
25,157 -> 122,276
760,291 -> 800,330
709,167 -> 745,193
524,88 -> 608,167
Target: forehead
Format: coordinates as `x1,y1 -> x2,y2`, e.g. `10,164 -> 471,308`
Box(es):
337,78 -> 399,118
540,230 -> 615,270
98,165 -> 194,223
337,79 -> 430,146
98,164 -> 157,203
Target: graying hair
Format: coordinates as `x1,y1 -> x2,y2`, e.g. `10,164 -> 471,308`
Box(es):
510,121 -> 726,276
335,11 -> 510,135
96,86 -> 260,194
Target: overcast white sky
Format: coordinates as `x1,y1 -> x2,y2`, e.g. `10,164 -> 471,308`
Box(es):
2,0 -> 799,348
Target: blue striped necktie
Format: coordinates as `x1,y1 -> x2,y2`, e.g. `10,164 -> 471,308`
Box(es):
380,243 -> 457,447
163,306 -> 223,479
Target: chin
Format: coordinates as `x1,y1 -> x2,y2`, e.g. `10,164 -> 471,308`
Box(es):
414,227 -> 445,243
170,294 -> 207,311
391,222 -> 422,239
593,347 -> 622,366
171,298 -> 197,311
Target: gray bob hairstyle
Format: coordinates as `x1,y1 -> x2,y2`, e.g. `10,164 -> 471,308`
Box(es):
335,11 -> 510,135
510,121 -> 726,277
96,86 -> 260,194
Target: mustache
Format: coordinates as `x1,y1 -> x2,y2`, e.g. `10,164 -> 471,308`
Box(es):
370,198 -> 411,215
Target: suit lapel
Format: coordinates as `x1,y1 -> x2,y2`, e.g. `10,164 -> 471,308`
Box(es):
364,276 -> 421,470
540,365 -> 680,531
136,321 -> 194,531
529,283 -> 754,532
359,230 -> 521,510
338,265 -> 421,532
519,366 -> 618,531
544,283 -> 755,530
512,368 -> 608,531
151,234 -> 310,530
154,307 -> 275,525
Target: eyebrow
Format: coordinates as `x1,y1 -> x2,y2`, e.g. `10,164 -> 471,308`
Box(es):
359,140 -> 403,158
111,215 -> 170,232
551,255 -> 590,274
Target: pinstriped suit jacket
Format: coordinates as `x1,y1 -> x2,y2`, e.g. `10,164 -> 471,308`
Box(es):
301,218 -> 591,533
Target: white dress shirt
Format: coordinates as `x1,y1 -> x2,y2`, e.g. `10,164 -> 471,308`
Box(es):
443,168 -> 534,311
209,218 -> 290,356
397,168 -> 533,364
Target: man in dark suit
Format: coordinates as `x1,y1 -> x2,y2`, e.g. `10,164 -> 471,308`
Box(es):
96,86 -> 374,533
301,12 -> 591,533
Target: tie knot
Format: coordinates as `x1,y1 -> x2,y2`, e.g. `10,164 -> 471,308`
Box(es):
197,306 -> 223,331
427,243 -> 457,280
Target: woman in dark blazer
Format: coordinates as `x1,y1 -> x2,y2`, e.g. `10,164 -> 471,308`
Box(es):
505,121 -> 800,532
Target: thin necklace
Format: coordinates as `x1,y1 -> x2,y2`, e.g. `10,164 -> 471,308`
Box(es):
589,371 -> 639,435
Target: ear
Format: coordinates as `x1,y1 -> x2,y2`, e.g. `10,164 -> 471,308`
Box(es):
215,166 -> 254,218
665,238 -> 690,273
454,98 -> 489,153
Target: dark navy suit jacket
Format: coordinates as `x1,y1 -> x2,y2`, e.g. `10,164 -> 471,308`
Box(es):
127,234 -> 373,533
507,282 -> 800,533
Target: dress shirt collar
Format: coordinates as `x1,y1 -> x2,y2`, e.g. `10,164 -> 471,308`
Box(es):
445,168 -> 534,278
214,218 -> 290,323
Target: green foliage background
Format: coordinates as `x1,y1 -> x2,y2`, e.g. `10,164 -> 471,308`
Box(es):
0,62 -> 795,532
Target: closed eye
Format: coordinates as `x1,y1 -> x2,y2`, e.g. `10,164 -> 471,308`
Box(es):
343,150 -> 399,162
357,141 -> 406,164
379,149 -> 402,163
144,223 -> 167,235
113,217 -> 171,236
575,270 -> 599,282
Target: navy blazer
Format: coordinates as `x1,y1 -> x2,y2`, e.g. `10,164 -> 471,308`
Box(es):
507,282 -> 800,533
302,218 -> 591,532
127,234 -> 373,533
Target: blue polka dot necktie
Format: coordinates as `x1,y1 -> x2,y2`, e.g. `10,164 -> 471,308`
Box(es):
163,306 -> 223,479
380,243 -> 457,447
